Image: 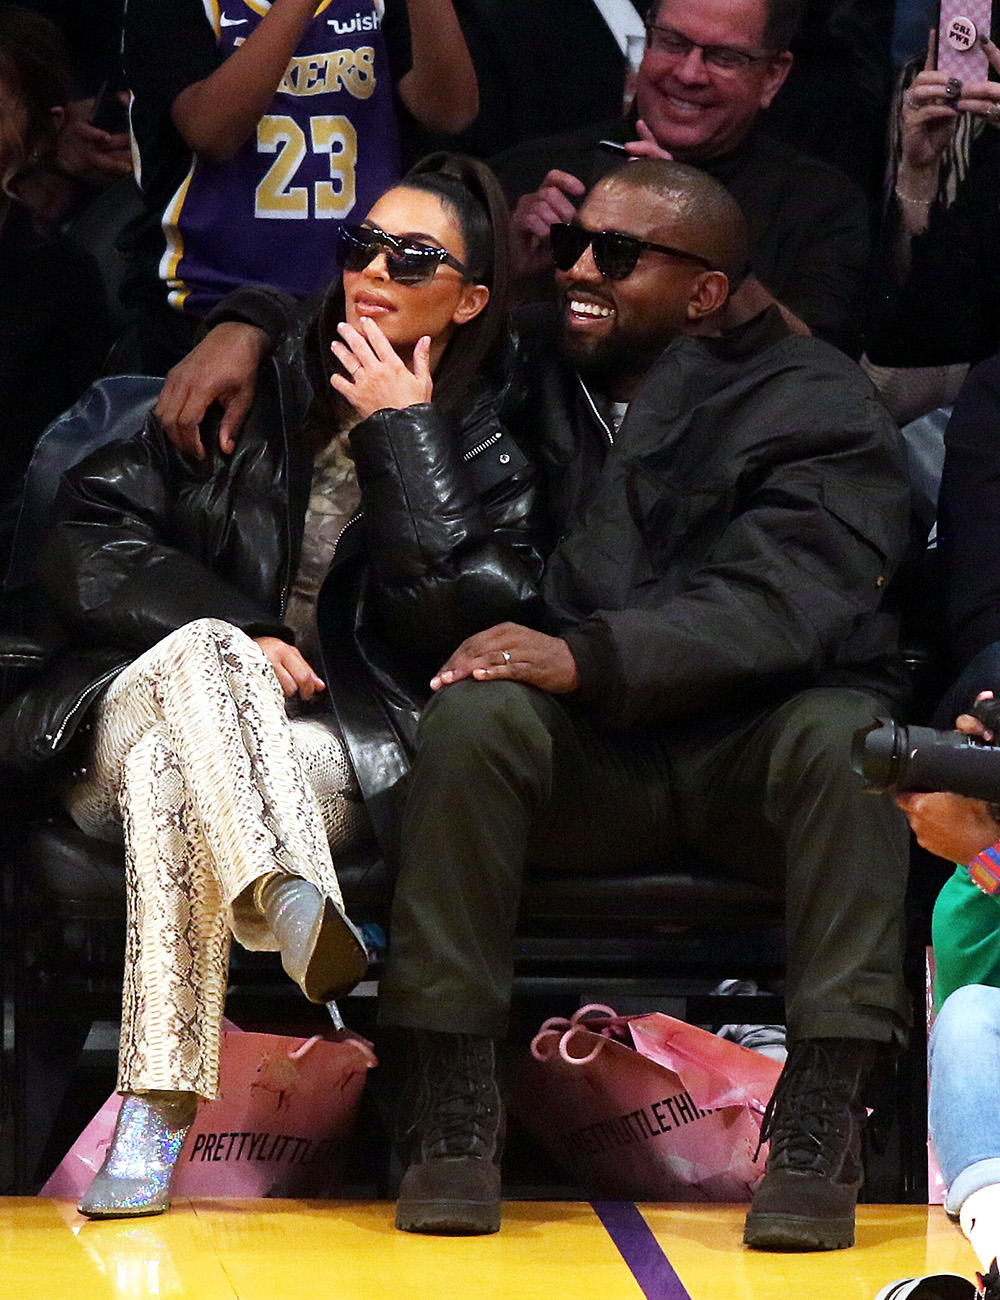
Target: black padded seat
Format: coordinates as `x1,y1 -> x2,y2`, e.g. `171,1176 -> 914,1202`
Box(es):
14,817 -> 786,968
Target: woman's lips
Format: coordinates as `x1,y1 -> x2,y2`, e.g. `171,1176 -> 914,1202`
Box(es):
353,293 -> 395,316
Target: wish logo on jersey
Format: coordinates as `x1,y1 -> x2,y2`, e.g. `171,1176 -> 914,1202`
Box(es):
328,10 -> 380,34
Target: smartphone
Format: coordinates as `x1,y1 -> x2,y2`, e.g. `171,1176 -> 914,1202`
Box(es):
91,81 -> 129,135
597,139 -> 630,156
936,0 -> 996,80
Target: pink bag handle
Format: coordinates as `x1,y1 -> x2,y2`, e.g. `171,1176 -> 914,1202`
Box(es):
530,1003 -> 629,1065
287,1035 -> 378,1069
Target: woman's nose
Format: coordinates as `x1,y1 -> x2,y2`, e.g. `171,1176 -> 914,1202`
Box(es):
364,250 -> 391,280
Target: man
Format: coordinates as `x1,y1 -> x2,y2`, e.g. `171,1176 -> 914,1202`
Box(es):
497,0 -> 869,356
376,158 -> 912,1248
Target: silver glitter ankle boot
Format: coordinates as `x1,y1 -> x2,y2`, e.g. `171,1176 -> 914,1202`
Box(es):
78,1091 -> 198,1219
255,873 -> 368,1003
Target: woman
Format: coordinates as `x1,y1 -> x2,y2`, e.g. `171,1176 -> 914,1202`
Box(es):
0,152 -> 541,1217
864,34 -> 1000,422
0,5 -> 111,572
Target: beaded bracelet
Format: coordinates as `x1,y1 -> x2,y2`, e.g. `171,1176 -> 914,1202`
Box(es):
968,842 -> 1000,896
894,186 -> 934,205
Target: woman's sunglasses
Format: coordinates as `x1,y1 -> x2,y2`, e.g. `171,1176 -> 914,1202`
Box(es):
549,222 -> 715,280
335,223 -> 469,286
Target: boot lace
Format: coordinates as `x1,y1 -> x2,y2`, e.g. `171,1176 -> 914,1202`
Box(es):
755,1040 -> 862,1177
403,1035 -> 501,1161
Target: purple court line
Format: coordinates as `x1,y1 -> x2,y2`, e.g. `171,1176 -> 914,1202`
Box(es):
592,1200 -> 693,1300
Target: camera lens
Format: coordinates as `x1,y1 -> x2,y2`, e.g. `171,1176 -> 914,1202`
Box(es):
851,719 -> 905,793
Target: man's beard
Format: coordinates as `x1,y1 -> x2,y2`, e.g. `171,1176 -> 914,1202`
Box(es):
561,321 -> 658,393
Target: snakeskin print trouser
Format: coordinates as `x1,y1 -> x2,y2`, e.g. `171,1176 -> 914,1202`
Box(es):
64,618 -> 369,1098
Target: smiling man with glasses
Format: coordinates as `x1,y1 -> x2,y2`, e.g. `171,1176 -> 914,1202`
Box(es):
635,0 -> 793,161
495,0 -> 870,358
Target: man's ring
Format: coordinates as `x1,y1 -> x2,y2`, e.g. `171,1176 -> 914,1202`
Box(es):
501,650 -> 512,663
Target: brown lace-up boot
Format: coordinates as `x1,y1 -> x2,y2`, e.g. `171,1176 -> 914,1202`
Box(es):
394,1030 -> 504,1235
743,1037 -> 880,1251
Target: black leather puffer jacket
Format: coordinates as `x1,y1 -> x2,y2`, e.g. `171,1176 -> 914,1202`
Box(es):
0,337 -> 543,852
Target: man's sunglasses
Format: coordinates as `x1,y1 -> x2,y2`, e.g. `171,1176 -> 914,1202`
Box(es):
335,223 -> 469,286
549,222 -> 715,280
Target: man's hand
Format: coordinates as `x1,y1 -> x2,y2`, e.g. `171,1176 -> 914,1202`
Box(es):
623,119 -> 673,161
254,636 -> 325,699
894,790 -> 1000,863
430,623 -> 579,694
511,169 -> 587,277
157,322 -> 268,459
330,317 -> 432,418
894,695 -> 1000,862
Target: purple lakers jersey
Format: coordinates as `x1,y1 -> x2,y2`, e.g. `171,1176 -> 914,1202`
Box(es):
162,0 -> 401,316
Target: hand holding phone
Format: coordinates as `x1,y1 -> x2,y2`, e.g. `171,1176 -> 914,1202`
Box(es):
937,0 -> 994,81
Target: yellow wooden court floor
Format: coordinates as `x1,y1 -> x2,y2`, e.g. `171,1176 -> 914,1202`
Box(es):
0,1200 -> 982,1299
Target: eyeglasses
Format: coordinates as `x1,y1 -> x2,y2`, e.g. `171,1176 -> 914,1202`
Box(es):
550,222 -> 715,280
645,23 -> 773,73
335,223 -> 469,286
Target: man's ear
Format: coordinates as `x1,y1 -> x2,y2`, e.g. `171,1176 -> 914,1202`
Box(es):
687,269 -> 730,322
452,282 -> 490,327
758,51 -> 793,110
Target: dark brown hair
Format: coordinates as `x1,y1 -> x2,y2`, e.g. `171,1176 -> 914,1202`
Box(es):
0,5 -> 69,199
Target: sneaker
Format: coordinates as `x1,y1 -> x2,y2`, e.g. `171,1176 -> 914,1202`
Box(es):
743,1037 -> 878,1251
713,979 -> 788,1063
873,1278 -> 975,1300
394,1030 -> 504,1236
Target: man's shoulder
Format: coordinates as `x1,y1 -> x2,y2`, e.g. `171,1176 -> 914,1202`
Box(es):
651,311 -> 885,414
719,132 -> 865,211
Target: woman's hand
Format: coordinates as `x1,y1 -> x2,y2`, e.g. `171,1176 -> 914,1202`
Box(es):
254,636 -> 325,699
955,36 -> 1000,126
329,317 -> 433,419
899,36 -> 1000,179
900,68 -> 962,173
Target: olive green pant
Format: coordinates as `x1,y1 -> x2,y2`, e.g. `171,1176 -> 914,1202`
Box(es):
378,680 -> 912,1044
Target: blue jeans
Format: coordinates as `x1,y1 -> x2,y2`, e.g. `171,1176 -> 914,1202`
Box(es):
930,984 -> 1000,1214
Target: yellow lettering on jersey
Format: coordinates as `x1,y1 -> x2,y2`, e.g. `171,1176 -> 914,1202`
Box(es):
277,47 -> 376,100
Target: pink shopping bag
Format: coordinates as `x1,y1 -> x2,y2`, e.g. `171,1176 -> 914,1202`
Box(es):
41,1020 -> 376,1200
510,1005 -> 782,1202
